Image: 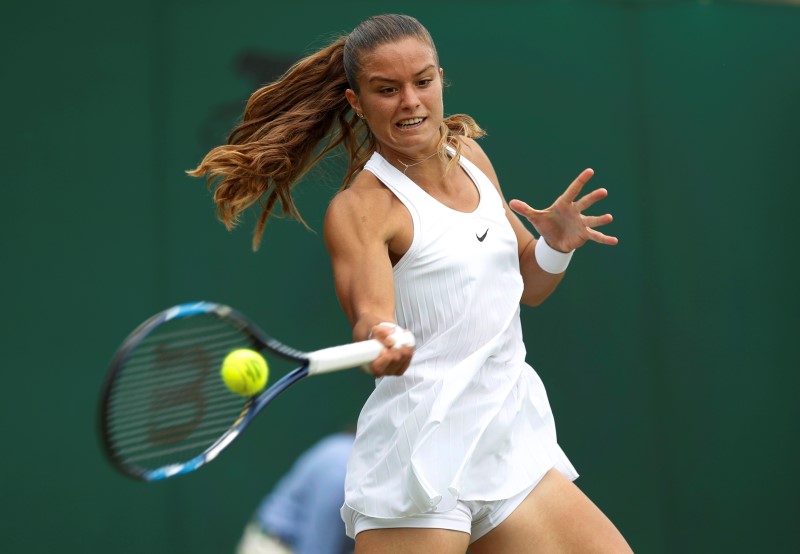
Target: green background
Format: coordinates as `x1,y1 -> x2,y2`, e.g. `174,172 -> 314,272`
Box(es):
2,0 -> 798,552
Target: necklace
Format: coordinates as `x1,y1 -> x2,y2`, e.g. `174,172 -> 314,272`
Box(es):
396,150 -> 440,174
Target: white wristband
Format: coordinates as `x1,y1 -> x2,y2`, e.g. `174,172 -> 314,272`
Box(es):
535,236 -> 574,274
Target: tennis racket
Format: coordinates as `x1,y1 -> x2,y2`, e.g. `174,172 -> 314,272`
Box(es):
98,301 -> 414,481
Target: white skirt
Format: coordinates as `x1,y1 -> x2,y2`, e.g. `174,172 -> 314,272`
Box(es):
343,326 -> 578,519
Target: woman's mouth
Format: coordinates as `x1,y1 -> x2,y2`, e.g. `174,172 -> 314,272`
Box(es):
396,117 -> 425,129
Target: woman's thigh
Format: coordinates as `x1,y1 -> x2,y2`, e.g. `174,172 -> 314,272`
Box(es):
468,469 -> 633,554
355,527 -> 470,554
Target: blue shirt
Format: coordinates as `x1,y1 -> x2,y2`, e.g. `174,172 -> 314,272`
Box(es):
254,433 -> 355,554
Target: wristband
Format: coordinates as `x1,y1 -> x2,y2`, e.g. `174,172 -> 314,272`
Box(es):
535,236 -> 574,274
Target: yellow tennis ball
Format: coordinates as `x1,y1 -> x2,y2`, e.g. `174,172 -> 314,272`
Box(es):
221,349 -> 269,396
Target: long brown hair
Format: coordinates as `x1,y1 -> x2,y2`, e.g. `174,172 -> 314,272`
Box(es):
188,14 -> 484,250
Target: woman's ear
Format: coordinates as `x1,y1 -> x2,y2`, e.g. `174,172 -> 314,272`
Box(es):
345,89 -> 361,115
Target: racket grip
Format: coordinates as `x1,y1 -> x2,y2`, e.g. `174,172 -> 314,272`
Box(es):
307,330 -> 415,376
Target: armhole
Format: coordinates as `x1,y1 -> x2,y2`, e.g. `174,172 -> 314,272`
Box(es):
452,150 -> 502,214
362,165 -> 420,277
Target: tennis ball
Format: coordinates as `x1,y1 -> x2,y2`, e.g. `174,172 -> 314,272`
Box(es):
221,349 -> 269,396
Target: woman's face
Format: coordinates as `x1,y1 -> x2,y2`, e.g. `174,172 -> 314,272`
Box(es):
346,37 -> 444,159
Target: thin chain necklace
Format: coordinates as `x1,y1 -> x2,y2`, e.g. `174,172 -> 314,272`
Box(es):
396,150 -> 440,174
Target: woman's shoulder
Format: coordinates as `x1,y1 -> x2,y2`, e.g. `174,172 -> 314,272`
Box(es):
454,135 -> 489,164
323,167 -> 411,252
456,134 -> 485,155
453,135 -> 498,185
325,168 -> 400,224
348,164 -> 385,191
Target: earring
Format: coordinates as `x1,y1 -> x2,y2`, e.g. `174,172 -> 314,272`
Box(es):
357,112 -> 365,120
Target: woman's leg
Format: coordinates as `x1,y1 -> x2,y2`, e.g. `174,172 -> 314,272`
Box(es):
469,469 -> 633,554
355,528 -> 470,554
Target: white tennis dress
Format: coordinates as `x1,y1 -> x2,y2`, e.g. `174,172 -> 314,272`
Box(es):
342,150 -> 578,520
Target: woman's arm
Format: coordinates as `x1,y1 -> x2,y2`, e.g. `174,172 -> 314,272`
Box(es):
508,167 -> 618,304
460,138 -> 617,307
323,176 -> 414,376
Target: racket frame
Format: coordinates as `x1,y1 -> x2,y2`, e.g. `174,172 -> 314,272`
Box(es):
98,301 -> 412,481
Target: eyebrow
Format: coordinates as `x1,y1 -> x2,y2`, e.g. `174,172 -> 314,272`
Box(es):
368,65 -> 437,84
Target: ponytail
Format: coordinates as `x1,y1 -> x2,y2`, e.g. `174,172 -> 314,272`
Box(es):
187,36 -> 368,250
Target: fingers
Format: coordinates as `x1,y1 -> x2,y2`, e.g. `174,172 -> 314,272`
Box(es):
582,213 -> 614,228
365,324 -> 414,377
369,344 -> 414,377
586,228 -> 619,246
509,199 -> 545,219
574,187 -> 608,212
513,169 -> 618,249
512,169 -> 600,217
561,168 -> 594,202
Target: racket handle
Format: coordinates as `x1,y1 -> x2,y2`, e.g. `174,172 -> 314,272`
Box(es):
307,330 -> 415,375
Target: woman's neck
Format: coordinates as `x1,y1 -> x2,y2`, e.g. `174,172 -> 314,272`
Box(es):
378,145 -> 449,179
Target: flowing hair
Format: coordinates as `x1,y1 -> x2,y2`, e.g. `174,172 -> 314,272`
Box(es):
188,14 -> 485,250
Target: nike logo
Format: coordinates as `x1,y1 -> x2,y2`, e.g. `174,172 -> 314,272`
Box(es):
476,229 -> 489,242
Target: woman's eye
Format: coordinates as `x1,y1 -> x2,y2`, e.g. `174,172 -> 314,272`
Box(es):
418,79 -> 432,87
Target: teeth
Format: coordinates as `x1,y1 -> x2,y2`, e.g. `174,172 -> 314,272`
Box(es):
398,117 -> 424,126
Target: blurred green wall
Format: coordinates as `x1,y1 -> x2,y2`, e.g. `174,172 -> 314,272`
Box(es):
1,0 -> 797,552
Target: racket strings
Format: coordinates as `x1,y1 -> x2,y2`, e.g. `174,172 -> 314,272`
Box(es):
109,329 -> 248,401
105,313 -> 256,472
116,413 -> 243,460
107,390 -> 243,437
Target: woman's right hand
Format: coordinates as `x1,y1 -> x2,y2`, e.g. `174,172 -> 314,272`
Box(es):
365,322 -> 415,377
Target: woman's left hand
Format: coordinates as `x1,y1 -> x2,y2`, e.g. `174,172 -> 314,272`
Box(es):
508,168 -> 618,252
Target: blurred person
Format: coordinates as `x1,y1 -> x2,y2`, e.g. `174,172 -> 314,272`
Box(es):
236,431 -> 355,554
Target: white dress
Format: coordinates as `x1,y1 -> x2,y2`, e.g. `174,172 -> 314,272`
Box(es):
342,150 -> 578,520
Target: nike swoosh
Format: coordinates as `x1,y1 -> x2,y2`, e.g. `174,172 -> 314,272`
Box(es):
476,229 -> 489,242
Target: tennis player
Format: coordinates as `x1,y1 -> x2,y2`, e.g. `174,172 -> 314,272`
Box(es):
190,13 -> 631,554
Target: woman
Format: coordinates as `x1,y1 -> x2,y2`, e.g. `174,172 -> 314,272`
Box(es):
190,13 -> 631,554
